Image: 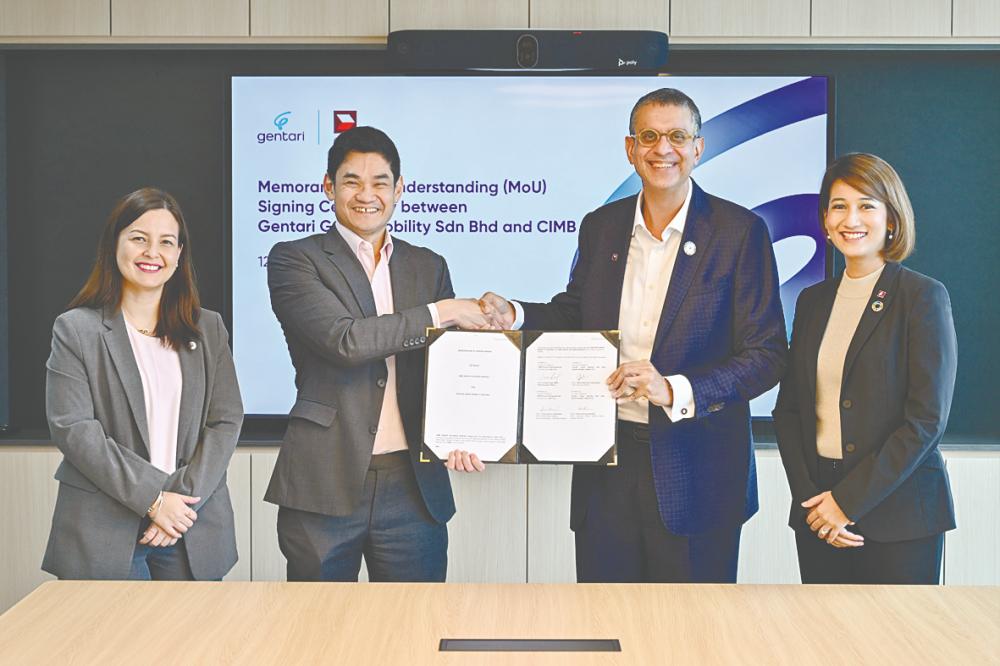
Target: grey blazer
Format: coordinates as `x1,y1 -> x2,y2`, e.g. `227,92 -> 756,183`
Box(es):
264,229 -> 455,522
43,306 -> 244,580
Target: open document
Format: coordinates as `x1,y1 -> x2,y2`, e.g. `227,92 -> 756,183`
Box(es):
422,330 -> 618,465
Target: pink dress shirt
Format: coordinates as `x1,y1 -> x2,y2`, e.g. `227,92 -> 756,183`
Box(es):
335,223 -> 421,454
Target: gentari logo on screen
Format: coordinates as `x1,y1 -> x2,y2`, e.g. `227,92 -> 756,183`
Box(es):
257,111 -> 305,144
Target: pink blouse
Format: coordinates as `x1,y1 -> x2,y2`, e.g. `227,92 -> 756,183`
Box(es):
124,320 -> 182,473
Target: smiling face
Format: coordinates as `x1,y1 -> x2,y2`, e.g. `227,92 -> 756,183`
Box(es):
824,179 -> 890,274
626,102 -> 704,198
325,150 -> 403,244
115,208 -> 182,295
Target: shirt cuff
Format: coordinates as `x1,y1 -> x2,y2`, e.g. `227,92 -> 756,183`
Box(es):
663,374 -> 695,422
511,301 -> 525,330
427,303 -> 441,328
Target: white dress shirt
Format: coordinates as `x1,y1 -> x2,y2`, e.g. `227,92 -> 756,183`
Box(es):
512,185 -> 696,424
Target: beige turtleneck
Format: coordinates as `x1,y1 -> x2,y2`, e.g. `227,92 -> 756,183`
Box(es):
815,266 -> 885,459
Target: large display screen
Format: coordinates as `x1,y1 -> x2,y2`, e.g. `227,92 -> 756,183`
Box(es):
232,75 -> 829,416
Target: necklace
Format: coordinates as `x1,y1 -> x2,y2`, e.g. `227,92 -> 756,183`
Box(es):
122,309 -> 157,336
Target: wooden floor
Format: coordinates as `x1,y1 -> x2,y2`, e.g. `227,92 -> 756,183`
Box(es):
0,581 -> 997,664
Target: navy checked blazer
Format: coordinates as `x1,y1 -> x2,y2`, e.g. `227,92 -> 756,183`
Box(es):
521,180 -> 787,535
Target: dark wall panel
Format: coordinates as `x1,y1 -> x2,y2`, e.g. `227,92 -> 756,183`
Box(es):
3,47 -> 997,441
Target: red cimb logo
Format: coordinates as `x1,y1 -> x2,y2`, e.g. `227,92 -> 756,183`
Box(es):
334,111 -> 357,133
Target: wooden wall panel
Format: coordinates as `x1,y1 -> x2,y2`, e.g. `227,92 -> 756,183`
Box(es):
530,0 -> 669,32
248,449 -> 285,581
111,0 -> 248,37
222,451 -> 252,581
251,0 -> 387,37
953,0 -> 1000,37
738,451 -> 800,583
0,0 -> 109,37
812,0 -> 952,37
447,465 -> 527,583
672,0 -> 808,37
390,0 -> 528,31
526,465 -> 575,583
943,453 -> 1000,585
0,448 -> 60,614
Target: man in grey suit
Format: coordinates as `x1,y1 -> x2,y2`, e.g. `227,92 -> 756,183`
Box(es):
265,126 -> 488,582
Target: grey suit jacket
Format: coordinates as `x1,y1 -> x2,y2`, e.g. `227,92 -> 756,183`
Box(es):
43,306 -> 244,579
264,229 -> 456,522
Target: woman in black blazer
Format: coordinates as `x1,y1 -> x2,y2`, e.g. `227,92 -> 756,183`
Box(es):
773,153 -> 957,584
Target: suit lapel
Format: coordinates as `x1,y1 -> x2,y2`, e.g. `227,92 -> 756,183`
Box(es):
602,207 -> 635,327
388,240 -> 419,310
652,182 -> 716,350
101,308 -> 150,455
321,227 -> 377,317
176,335 -> 206,463
842,262 -> 902,383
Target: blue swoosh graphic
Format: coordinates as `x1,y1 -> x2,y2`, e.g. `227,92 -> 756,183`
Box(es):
752,194 -> 826,336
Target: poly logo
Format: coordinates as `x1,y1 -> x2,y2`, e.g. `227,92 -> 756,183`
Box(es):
334,111 -> 357,133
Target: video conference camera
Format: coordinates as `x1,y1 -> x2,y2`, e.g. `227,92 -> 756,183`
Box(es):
387,30 -> 668,72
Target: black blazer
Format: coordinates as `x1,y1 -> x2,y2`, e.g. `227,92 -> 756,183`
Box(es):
773,262 -> 957,542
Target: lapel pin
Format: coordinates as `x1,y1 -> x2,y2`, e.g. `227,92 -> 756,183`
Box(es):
611,252 -> 619,262
189,341 -> 198,351
683,241 -> 696,256
871,301 -> 884,313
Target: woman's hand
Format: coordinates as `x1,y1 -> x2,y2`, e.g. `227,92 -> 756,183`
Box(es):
149,491 -> 200,538
139,524 -> 179,548
802,491 -> 864,548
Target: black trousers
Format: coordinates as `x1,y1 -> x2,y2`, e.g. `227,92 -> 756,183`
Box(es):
796,456 -> 944,585
574,421 -> 742,583
277,451 -> 448,582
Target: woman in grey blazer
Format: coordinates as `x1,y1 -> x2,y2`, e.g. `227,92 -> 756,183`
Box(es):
773,154 -> 957,584
43,188 -> 243,580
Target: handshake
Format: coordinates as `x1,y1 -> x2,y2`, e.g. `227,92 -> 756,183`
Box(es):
435,292 -> 517,331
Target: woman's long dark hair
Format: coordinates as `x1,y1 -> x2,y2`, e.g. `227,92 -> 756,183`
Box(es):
68,188 -> 201,350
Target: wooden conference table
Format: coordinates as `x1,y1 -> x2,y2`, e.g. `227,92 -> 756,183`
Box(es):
0,581 -> 996,664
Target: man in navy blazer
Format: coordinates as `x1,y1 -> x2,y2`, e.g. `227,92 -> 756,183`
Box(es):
481,89 -> 787,582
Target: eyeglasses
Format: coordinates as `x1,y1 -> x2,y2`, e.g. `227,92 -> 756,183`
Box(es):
631,128 -> 699,148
